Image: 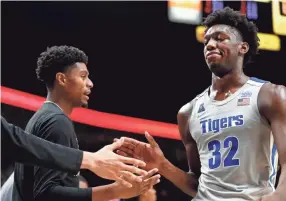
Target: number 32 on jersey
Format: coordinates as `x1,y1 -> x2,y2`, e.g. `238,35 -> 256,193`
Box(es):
208,136 -> 240,169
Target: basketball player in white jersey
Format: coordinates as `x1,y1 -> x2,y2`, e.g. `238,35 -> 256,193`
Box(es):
115,7 -> 286,201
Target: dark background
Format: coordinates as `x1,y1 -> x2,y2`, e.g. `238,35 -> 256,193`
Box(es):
1,1 -> 285,201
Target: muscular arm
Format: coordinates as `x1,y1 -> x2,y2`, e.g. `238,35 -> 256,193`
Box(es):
258,83 -> 286,199
159,100 -> 200,197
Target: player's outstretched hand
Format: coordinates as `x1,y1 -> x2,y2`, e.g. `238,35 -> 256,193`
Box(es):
84,138 -> 148,187
112,168 -> 161,199
114,131 -> 166,171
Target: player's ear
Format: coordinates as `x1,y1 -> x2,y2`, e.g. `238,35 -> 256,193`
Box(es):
239,42 -> 249,55
56,72 -> 67,87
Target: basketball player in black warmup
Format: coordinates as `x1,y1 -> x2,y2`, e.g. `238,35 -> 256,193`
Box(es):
2,116 -> 148,179
12,46 -> 160,201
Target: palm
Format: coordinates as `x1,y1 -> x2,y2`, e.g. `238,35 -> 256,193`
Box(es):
115,168 -> 160,199
133,141 -> 164,170
117,132 -> 165,171
118,184 -> 141,199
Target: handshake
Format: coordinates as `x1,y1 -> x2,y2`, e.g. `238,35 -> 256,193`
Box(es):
81,132 -> 165,200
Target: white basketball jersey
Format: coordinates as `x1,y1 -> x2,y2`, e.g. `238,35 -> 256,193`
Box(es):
190,77 -> 278,201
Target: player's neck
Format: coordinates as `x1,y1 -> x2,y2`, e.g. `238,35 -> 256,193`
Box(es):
211,69 -> 249,93
46,91 -> 74,116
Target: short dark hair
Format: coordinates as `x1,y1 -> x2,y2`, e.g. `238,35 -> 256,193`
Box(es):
36,45 -> 88,88
203,7 -> 260,65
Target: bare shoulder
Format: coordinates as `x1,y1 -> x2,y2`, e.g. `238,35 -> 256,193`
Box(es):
258,82 -> 286,118
260,82 -> 286,95
177,98 -> 197,140
178,99 -> 197,119
259,83 -> 286,105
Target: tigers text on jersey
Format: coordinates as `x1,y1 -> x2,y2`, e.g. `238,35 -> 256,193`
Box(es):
190,77 -> 278,201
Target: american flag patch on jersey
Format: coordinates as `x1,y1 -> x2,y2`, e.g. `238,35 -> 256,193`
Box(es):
237,98 -> 250,106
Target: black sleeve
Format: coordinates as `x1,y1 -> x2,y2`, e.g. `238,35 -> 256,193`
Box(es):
1,116 -> 83,174
32,114 -> 92,201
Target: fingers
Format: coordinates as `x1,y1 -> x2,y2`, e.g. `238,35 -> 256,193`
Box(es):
124,142 -> 137,150
144,131 -> 158,148
121,137 -> 150,148
115,137 -> 136,145
119,163 -> 148,176
106,138 -> 124,150
116,146 -> 134,156
114,138 -> 137,149
139,171 -> 160,193
113,139 -> 137,157
120,171 -> 143,183
143,168 -> 159,180
119,137 -> 139,145
116,150 -> 130,157
115,138 -> 141,152
139,185 -> 154,195
143,174 -> 161,188
115,175 -> 133,188
115,137 -> 151,149
118,155 -> 146,168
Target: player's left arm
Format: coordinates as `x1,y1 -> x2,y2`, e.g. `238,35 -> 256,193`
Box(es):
258,83 -> 286,199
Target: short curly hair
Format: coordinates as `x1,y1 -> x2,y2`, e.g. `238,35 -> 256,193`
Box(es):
36,45 -> 88,88
203,7 -> 260,65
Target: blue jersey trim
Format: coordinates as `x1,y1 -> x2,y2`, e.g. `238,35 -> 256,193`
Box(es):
269,144 -> 277,185
250,77 -> 267,83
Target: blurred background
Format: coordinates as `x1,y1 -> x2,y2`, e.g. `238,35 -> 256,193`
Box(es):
1,1 -> 286,201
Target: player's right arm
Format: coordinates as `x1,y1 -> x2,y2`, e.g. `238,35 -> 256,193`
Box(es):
115,100 -> 200,197
159,100 -> 200,197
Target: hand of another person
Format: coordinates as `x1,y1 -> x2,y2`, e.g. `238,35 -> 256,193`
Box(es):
85,138 -> 148,187
112,168 -> 160,199
139,187 -> 157,201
